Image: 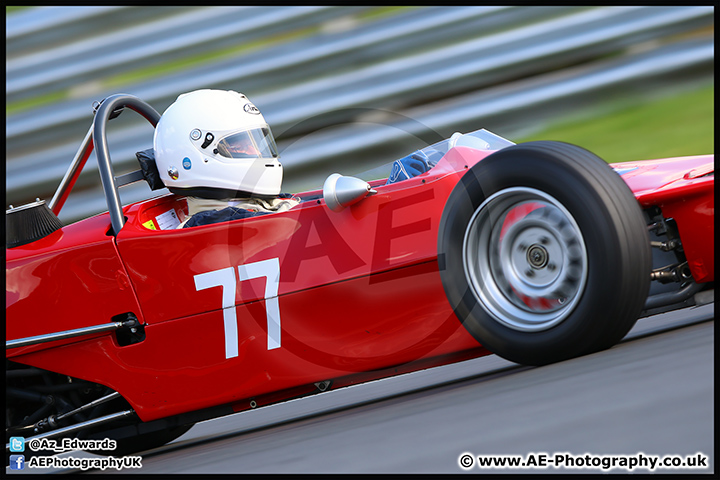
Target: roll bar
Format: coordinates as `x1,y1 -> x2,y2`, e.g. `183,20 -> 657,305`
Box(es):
49,94 -> 161,236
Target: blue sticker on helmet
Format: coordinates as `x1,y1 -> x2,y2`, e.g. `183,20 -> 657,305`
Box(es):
183,157 -> 192,170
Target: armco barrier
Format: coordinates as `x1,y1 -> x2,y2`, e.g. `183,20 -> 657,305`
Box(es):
5,6 -> 714,223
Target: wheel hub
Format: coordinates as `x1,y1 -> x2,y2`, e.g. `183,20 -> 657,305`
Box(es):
462,187 -> 588,331
526,245 -> 548,269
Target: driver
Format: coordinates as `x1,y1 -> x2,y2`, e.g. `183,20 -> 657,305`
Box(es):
153,89 -> 299,228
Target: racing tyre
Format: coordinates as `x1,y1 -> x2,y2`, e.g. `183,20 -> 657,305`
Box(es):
438,141 -> 651,366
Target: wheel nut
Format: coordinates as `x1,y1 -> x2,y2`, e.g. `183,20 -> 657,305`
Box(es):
527,245 -> 549,268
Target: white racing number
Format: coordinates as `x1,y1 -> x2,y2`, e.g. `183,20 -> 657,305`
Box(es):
238,258 -> 281,351
194,258 -> 281,359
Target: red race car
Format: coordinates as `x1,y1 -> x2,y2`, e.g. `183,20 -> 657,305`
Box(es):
6,94 -> 714,455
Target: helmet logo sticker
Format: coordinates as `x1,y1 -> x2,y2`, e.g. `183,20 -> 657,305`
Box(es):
244,103 -> 260,115
168,166 -> 179,180
183,157 -> 192,170
190,129 -> 202,141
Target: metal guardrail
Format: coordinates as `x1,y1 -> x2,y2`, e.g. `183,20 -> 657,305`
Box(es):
5,6 -> 714,224
7,7 -> 514,141
6,6 -> 128,42
7,7 -> 370,101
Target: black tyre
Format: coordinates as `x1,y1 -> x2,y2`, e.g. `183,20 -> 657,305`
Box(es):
438,141 -> 651,366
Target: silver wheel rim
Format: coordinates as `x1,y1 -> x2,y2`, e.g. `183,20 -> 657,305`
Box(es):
462,187 -> 588,331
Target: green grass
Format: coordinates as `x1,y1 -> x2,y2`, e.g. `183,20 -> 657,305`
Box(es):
515,83 -> 714,163
6,91 -> 69,115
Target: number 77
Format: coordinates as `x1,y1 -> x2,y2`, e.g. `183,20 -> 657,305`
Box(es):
194,258 -> 281,359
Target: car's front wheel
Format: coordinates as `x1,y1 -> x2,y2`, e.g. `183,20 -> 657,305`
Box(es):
438,141 -> 651,366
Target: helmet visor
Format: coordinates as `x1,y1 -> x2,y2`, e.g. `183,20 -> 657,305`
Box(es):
216,127 -> 279,159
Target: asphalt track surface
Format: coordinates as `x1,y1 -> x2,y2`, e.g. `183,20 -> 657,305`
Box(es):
16,303 -> 714,475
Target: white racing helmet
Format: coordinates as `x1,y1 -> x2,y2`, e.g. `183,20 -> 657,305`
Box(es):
153,89 -> 282,198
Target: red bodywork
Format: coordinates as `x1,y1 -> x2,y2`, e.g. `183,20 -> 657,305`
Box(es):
612,155 -> 714,283
6,146 -> 714,422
